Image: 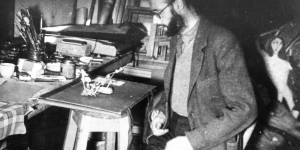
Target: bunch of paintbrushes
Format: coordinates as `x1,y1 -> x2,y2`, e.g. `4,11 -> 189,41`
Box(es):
80,67 -> 124,96
15,8 -> 41,51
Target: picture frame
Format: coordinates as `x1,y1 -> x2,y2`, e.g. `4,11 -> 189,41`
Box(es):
124,6 -> 153,36
125,6 -> 153,23
124,6 -> 170,61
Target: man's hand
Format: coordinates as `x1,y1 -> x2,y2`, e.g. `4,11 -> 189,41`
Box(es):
150,109 -> 169,136
165,136 -> 193,150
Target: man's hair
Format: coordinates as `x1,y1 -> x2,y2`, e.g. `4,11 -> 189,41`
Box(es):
167,0 -> 201,14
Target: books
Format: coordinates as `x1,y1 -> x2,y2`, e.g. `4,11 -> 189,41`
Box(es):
112,0 -> 121,23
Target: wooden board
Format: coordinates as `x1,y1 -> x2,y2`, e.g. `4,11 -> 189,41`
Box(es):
41,24 -> 147,42
39,79 -> 156,116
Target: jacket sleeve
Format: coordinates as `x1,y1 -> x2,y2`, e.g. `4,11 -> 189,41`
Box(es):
148,35 -> 178,125
185,31 -> 257,150
152,92 -> 167,114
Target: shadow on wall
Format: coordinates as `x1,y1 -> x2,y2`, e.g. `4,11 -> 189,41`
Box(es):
14,0 -> 77,37
26,5 -> 44,34
0,0 -> 15,42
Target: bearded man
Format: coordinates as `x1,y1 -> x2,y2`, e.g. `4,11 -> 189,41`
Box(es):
145,0 -> 257,150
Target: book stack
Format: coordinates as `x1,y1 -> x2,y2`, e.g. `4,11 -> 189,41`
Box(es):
155,41 -> 169,61
152,25 -> 170,61
111,0 -> 126,23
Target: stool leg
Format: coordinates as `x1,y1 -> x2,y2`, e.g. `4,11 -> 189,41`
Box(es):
74,114 -> 90,150
118,116 -> 131,150
106,132 -> 116,150
63,110 -> 77,150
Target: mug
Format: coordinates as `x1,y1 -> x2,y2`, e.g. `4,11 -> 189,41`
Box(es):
0,63 -> 15,79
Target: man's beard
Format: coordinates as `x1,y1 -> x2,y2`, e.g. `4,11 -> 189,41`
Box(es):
165,9 -> 185,37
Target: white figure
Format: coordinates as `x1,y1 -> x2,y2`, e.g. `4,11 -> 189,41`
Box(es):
79,67 -> 124,96
261,37 -> 298,118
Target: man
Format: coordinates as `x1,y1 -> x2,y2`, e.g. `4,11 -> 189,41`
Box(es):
145,0 -> 257,150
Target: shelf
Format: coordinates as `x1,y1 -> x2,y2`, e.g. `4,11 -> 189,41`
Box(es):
41,24 -> 147,42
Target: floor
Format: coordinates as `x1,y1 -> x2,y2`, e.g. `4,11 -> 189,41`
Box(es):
2,104 -> 300,150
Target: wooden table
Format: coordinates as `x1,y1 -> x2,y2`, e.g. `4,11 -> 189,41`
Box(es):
0,51 -> 134,150
27,51 -> 134,119
38,78 -> 156,150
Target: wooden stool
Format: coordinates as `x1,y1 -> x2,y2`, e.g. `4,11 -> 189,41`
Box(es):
63,110 -> 132,150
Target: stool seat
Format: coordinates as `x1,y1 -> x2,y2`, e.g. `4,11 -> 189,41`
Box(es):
63,110 -> 132,150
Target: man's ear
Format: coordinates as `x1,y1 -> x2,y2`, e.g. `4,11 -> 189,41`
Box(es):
173,0 -> 184,13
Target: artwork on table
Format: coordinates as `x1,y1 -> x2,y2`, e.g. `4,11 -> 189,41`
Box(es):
80,67 -> 124,96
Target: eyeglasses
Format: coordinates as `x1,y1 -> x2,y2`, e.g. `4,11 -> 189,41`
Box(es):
152,3 -> 172,19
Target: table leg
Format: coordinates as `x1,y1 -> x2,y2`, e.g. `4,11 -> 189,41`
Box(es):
74,114 -> 91,150
106,132 -> 116,150
63,110 -> 77,150
118,115 -> 131,150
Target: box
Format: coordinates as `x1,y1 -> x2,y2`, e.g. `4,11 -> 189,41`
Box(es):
56,40 -> 92,57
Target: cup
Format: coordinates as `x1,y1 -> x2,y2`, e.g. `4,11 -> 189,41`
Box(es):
0,63 -> 15,79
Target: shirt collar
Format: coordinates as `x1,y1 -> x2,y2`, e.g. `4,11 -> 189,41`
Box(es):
179,19 -> 200,44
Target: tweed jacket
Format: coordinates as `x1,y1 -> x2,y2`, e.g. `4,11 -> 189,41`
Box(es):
151,17 -> 257,150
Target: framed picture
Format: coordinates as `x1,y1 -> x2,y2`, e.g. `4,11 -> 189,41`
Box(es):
124,6 -> 170,61
124,6 -> 153,36
125,6 -> 152,22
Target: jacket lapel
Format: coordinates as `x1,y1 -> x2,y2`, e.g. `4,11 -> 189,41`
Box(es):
164,17 -> 211,105
188,18 -> 210,96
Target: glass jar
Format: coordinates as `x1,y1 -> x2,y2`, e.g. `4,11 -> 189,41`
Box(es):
28,47 -> 44,62
61,59 -> 76,79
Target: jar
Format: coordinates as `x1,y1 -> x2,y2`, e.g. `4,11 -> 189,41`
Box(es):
61,59 -> 76,79
28,48 -> 44,62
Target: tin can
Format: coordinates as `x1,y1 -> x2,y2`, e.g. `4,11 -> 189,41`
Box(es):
61,59 -> 76,79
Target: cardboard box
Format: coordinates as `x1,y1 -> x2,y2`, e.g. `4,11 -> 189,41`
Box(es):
56,40 -> 92,57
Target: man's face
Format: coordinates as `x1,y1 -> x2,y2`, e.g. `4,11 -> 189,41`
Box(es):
149,0 -> 184,36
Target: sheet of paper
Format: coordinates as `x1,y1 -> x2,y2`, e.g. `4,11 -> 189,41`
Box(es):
0,81 -> 43,103
93,76 -> 125,86
0,79 -> 7,86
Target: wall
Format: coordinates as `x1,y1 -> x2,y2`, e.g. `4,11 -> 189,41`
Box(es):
7,0 -> 297,43
140,0 -> 149,7
14,0 -> 76,36
0,0 -> 15,42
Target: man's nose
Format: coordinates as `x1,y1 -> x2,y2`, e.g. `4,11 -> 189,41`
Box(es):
153,16 -> 162,24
